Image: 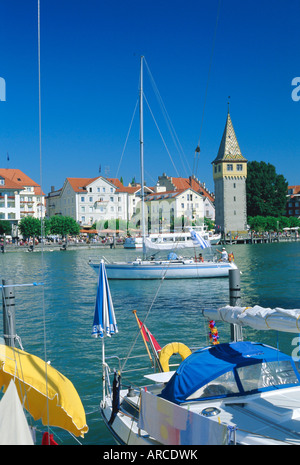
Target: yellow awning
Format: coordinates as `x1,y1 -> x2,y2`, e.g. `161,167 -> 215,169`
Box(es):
0,344 -> 88,438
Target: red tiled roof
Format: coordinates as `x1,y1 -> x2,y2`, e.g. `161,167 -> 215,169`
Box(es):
288,185 -> 300,195
167,176 -> 215,202
0,169 -> 45,194
66,177 -> 100,192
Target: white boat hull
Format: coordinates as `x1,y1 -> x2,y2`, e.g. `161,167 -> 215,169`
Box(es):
90,260 -> 237,279
123,237 -> 143,249
101,399 -> 159,445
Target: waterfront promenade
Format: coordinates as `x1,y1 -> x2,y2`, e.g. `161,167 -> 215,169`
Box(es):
0,232 -> 298,252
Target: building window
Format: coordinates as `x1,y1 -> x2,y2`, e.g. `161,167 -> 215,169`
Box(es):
89,188 -> 92,192
237,164 -> 243,171
81,196 -> 85,202
234,196 -> 236,201
89,197 -> 93,202
233,183 -> 236,188
227,164 -> 233,171
218,165 -> 221,172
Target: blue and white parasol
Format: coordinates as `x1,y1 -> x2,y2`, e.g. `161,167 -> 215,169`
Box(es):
92,260 -> 118,338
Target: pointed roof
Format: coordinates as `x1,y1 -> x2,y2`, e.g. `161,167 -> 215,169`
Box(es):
213,112 -> 246,163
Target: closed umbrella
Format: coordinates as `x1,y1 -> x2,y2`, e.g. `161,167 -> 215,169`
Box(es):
92,260 -> 118,338
91,260 -> 118,403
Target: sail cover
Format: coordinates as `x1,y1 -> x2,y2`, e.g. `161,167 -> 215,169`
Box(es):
0,380 -> 34,445
203,305 -> 300,333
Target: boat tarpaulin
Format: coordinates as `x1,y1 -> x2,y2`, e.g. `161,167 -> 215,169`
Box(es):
138,389 -> 227,445
160,342 -> 292,404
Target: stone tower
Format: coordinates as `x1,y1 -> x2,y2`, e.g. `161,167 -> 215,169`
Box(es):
212,110 -> 247,235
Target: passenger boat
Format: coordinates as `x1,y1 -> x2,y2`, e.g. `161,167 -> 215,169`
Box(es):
124,228 -> 221,250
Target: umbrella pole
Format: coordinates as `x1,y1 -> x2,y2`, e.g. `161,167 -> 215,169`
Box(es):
102,337 -> 106,405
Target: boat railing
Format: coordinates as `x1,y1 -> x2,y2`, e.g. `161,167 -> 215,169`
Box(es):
104,353 -> 164,394
104,345 -> 203,391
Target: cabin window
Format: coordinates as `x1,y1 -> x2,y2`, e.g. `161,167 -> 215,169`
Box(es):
237,360 -> 299,391
186,370 -> 239,400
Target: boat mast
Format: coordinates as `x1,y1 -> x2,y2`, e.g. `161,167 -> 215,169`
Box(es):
140,56 -> 146,257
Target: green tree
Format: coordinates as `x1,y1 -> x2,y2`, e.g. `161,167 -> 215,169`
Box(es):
19,217 -> 41,239
49,216 -> 80,238
0,220 -> 12,235
246,161 -> 288,217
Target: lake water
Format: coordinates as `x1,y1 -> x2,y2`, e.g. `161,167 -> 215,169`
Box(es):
0,241 -> 299,445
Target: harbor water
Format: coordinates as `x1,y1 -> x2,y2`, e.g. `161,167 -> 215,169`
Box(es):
0,241 -> 299,445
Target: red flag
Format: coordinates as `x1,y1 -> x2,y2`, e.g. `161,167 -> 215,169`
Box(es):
138,318 -> 161,352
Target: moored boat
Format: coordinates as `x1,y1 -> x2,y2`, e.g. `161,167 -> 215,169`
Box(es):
95,265 -> 300,445
89,256 -> 237,279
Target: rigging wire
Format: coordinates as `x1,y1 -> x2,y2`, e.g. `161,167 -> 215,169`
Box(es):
194,0 -> 222,178
143,94 -> 180,177
143,58 -> 192,176
37,0 -> 51,443
115,98 -> 139,180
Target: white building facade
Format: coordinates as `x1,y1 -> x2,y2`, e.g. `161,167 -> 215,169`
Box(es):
145,187 -> 205,233
0,169 -> 45,236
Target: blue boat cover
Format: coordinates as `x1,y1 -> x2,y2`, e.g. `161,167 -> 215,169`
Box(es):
160,341 -> 294,404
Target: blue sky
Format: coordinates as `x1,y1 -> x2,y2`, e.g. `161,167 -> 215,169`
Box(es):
0,0 -> 299,196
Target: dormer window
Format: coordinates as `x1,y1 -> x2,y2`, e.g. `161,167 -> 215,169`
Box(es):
0,178 -> 4,185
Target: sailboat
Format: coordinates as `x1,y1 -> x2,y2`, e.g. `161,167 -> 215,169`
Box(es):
89,57 -> 236,280
96,265 -> 300,445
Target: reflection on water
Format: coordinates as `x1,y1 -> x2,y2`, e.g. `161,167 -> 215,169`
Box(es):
0,241 -> 299,444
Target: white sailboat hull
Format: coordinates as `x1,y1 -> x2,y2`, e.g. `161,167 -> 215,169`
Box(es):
90,260 -> 237,279
101,386 -> 300,446
101,399 -> 159,445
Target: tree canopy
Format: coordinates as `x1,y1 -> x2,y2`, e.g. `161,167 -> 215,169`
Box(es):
18,217 -> 42,239
247,215 -> 299,231
0,220 -> 12,235
18,215 -> 80,238
246,161 -> 288,217
49,216 -> 80,237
